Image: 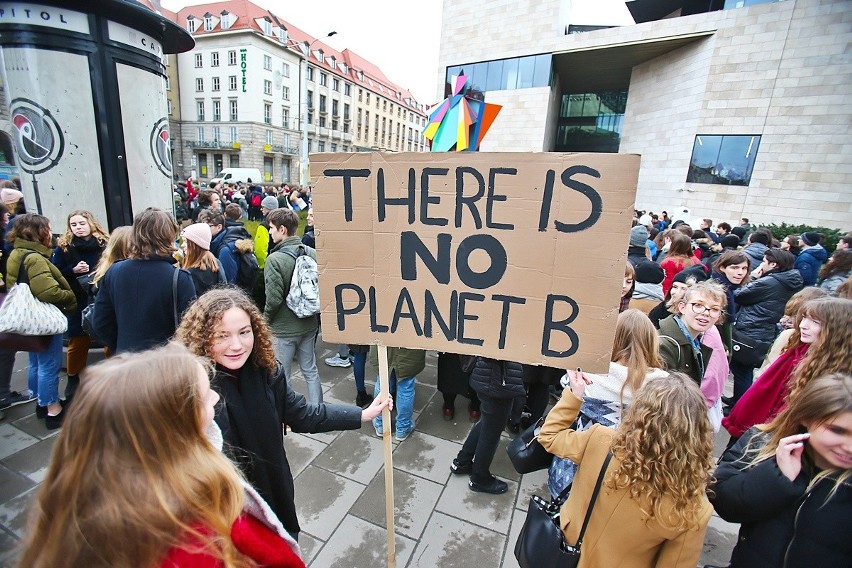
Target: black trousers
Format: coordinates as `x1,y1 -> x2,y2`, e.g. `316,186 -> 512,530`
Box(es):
457,392 -> 513,482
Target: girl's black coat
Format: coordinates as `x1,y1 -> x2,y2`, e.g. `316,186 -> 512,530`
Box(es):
468,357 -> 525,399
710,428 -> 852,568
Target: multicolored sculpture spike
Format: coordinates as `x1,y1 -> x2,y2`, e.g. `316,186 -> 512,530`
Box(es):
424,74 -> 501,152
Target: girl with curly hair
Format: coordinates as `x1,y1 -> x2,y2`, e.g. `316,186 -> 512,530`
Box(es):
539,372 -> 714,567
724,297 -> 852,442
175,287 -> 391,540
711,373 -> 852,568
51,210 -> 109,401
16,343 -> 305,568
818,248 -> 852,296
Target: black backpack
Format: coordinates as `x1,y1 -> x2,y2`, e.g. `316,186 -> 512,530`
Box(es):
228,241 -> 259,291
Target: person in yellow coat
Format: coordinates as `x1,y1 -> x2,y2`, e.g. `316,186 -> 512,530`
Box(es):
538,372 -> 713,568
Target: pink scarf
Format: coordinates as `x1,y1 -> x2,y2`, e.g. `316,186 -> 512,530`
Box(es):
723,342 -> 809,438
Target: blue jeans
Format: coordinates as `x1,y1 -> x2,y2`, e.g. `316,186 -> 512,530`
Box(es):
275,332 -> 323,404
373,370 -> 415,436
353,351 -> 367,392
28,333 -> 63,407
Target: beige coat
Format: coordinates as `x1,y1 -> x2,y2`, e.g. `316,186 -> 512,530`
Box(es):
538,390 -> 712,568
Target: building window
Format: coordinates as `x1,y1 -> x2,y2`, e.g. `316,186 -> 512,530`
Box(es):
264,80 -> 272,95
319,94 -> 327,113
211,52 -> 219,67
204,16 -> 213,31
213,99 -> 221,121
282,107 -> 290,128
263,55 -> 272,70
196,101 -> 205,121
195,53 -> 203,68
264,156 -> 273,181
167,100 -> 173,115
213,126 -> 221,142
283,133 -> 291,147
266,129 -> 273,144
687,135 -> 761,186
230,154 -> 240,167
164,76 -> 171,91
319,116 -> 326,128
278,28 -> 288,42
344,103 -> 350,120
343,145 -> 349,152
282,62 -> 290,77
319,73 -> 328,87
308,139 -> 313,152
445,53 -> 552,98
554,90 -> 626,153
195,78 -> 204,92
307,112 -> 313,125
344,83 -> 351,96
332,78 -> 340,91
187,18 -> 196,33
366,92 -> 370,105
212,76 -> 220,91
332,99 -> 339,116
331,143 -> 337,152
196,126 -> 205,142
307,90 -> 313,109
229,126 -> 237,143
283,86 -> 290,100
332,118 -> 338,131
229,75 -> 237,91
198,152 -> 208,176
228,50 -> 237,65
318,140 -> 326,152
307,66 -> 314,82
282,159 -> 290,181
264,103 -> 272,124
261,19 -> 272,35
229,99 -> 238,121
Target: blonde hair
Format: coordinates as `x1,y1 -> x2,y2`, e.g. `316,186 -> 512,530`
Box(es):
16,343 -> 252,568
182,239 -> 220,272
56,210 -> 109,251
175,287 -> 277,372
753,373 -> 852,495
681,280 -> 728,324
607,373 -> 714,531
611,309 -> 662,404
785,297 -> 852,403
92,226 -> 132,285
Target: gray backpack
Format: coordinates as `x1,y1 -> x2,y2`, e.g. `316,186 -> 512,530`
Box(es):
282,245 -> 320,318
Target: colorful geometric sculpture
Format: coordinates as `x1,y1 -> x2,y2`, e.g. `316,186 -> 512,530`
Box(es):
424,75 -> 502,152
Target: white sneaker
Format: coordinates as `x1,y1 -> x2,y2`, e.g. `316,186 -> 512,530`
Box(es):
324,355 -> 352,368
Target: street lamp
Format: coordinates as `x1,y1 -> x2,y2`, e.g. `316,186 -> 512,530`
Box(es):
291,30 -> 336,188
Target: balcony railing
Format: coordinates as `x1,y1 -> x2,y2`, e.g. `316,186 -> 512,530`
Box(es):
186,140 -> 240,150
263,144 -> 299,154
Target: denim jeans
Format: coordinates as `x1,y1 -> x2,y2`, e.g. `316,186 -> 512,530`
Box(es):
275,332 -> 323,404
730,359 -> 755,404
28,333 -> 63,407
353,351 -> 367,392
457,392 -> 513,482
373,370 -> 415,436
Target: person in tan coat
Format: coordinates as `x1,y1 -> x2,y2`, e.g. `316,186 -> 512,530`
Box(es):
538,372 -> 714,568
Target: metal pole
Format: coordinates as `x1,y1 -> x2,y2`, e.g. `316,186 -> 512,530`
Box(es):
299,53 -> 309,188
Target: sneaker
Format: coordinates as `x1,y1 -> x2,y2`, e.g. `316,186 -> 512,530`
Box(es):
395,420 -> 416,442
324,355 -> 352,368
0,390 -> 36,410
373,421 -> 384,437
469,476 -> 508,495
450,458 -> 472,475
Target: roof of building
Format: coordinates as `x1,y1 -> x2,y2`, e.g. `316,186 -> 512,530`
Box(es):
137,0 -> 425,114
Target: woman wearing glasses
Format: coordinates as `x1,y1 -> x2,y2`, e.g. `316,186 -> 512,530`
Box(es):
657,280 -> 727,387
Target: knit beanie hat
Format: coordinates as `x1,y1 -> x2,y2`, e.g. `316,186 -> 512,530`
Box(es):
673,264 -> 709,285
721,235 -> 741,249
800,231 -> 821,247
181,223 -> 212,250
731,226 -> 748,244
0,188 -> 23,204
630,225 -> 649,247
261,196 -> 279,210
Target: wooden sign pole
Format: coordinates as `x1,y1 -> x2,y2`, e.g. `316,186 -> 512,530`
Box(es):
377,344 -> 396,568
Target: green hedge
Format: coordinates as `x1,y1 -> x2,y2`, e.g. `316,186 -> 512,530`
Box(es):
761,223 -> 845,252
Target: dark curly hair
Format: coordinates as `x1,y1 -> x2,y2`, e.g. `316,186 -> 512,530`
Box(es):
174,288 -> 277,372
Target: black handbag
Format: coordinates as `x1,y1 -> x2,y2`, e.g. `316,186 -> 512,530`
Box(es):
731,328 -> 770,368
507,417 -> 553,474
515,452 -> 612,568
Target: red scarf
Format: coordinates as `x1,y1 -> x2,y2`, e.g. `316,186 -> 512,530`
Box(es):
723,342 -> 809,438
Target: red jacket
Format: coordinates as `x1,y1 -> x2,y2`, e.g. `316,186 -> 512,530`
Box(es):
160,513 -> 304,568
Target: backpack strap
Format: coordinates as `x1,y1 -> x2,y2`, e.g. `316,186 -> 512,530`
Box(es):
659,335 -> 681,367
172,267 -> 180,329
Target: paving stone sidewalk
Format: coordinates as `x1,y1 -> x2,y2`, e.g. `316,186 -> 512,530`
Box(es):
0,340 -> 738,567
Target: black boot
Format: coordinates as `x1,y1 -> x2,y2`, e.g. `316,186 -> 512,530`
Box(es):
64,374 -> 80,403
355,390 -> 371,407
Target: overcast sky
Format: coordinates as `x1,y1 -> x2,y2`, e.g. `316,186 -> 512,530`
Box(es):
161,0 -> 445,104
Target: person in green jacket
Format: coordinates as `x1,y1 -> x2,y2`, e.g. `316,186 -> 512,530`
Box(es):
264,208 -> 322,403
5,214 -> 76,429
369,346 -> 426,442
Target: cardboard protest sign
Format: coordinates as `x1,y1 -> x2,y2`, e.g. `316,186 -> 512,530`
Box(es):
313,152 -> 639,372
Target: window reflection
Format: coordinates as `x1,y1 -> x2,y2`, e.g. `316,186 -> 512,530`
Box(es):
687,135 -> 761,186
555,90 -> 628,153
444,54 -> 552,99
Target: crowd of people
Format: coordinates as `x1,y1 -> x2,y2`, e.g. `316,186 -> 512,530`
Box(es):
0,186 -> 850,567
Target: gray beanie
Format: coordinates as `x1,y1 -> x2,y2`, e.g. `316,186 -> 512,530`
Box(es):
261,196 -> 279,210
630,224 -> 649,247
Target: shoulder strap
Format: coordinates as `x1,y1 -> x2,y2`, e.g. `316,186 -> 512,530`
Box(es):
217,259 -> 227,283
173,267 -> 180,328
15,251 -> 35,285
575,451 -> 613,547
659,335 -> 681,366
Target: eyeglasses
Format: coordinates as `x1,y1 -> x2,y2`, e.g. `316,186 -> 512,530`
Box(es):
688,302 -> 722,317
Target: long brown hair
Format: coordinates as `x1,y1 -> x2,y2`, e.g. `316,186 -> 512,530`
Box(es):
56,210 -> 109,251
130,207 -> 178,260
182,239 -> 220,272
785,297 -> 852,402
92,226 -> 133,285
16,343 -> 252,568
607,373 -> 714,531
819,249 -> 852,281
610,309 -> 662,404
5,213 -> 51,247
667,232 -> 696,262
175,287 -> 277,372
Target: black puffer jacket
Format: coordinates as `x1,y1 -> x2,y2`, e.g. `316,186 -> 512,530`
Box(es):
468,357 -> 525,399
733,269 -> 803,344
710,428 -> 852,568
